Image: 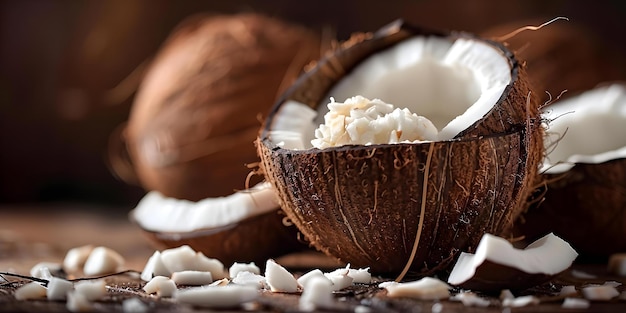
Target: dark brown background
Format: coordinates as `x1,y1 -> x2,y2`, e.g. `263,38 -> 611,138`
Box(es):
1,0 -> 625,209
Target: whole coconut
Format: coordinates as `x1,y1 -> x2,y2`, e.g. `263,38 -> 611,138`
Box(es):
126,13 -> 320,201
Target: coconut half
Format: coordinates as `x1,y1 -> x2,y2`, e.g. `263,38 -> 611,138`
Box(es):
131,183 -> 303,265
257,20 -> 542,274
447,232 -> 578,292
518,83 -> 626,259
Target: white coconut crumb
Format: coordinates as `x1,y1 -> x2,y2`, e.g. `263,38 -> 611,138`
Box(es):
324,268 -> 354,291
143,276 -> 176,297
299,276 -> 334,311
14,282 -> 47,300
571,269 -> 597,279
122,297 -> 149,313
383,277 -> 450,300
63,245 -> 95,273
47,277 -> 74,301
174,285 -> 259,308
209,278 -> 230,287
431,302 -> 443,313
378,281 -> 398,289
502,295 -> 539,307
194,252 -> 228,280
311,96 -> 438,149
326,265 -> 372,284
171,271 -> 213,286
229,262 -> 260,278
602,281 -> 622,288
265,259 -> 298,293
140,251 -> 170,282
450,291 -> 491,307
83,246 -> 125,276
232,271 -> 267,289
608,253 -> 626,276
559,285 -> 577,296
562,297 -> 590,309
30,262 -> 61,279
500,289 -> 515,301
66,290 -> 92,312
297,269 -> 329,289
581,285 -> 619,301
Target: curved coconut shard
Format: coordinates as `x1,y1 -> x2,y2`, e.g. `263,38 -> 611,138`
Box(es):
257,20 -> 542,274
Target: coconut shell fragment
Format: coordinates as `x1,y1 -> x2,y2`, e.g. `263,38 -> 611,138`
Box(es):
256,20 -> 543,274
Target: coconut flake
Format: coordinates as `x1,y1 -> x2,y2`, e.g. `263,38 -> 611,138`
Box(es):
232,271 -> 267,289
450,291 -> 491,307
47,277 -> 74,301
174,285 -> 259,308
562,298 -> 590,309
297,269 -> 330,289
143,276 -> 177,297
383,277 -> 450,300
324,268 -> 354,291
63,245 -> 94,273
229,262 -> 260,278
141,251 -> 170,281
194,252 -> 227,279
66,290 -> 92,312
14,282 -> 47,300
299,276 -> 334,311
171,270 -> 213,286
74,279 -> 107,301
559,285 -> 577,296
581,285 -> 619,301
131,182 -> 279,233
502,295 -> 539,307
265,259 -> 298,293
608,253 -> 626,277
30,262 -> 62,279
83,246 -> 125,276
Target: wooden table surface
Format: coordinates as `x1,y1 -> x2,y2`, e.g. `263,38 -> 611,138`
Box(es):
1,204 -> 625,312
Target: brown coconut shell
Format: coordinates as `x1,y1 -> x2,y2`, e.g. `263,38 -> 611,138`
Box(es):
136,210 -> 303,266
256,20 -> 543,274
516,159 -> 626,262
125,13 -> 320,201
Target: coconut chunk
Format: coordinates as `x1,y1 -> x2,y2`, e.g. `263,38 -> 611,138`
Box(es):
608,253 -> 626,276
171,271 -> 213,286
299,276 -> 334,311
63,245 -> 94,273
562,298 -> 590,309
559,285 -> 577,296
499,289 -> 515,301
297,269 -> 329,289
141,251 -> 170,281
383,277 -> 450,300
502,295 -> 539,307
14,282 -> 47,300
83,246 -> 125,276
229,262 -> 260,278
66,290 -> 92,312
160,245 -> 196,273
581,285 -> 619,301
30,262 -> 62,279
143,276 -> 176,297
265,259 -> 298,293
122,297 -> 149,313
194,252 -> 227,279
447,233 -> 578,291
232,271 -> 267,289
47,277 -> 74,301
325,265 -> 372,284
174,285 -> 259,308
450,291 -> 491,307
324,268 -> 354,291
74,279 -> 107,301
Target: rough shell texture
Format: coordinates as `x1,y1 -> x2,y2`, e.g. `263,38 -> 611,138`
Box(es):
257,20 -> 543,274
138,210 -> 304,266
516,159 -> 626,261
126,13 -> 320,200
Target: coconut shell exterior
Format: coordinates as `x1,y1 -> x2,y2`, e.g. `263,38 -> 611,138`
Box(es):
257,20 -> 542,274
138,210 -> 304,266
126,13 -> 320,201
516,159 -> 626,261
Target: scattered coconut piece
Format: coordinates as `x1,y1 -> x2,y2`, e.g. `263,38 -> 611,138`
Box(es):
174,285 -> 259,308
299,276 -> 334,311
450,291 -> 491,307
83,246 -> 125,276
14,282 -> 47,300
560,285 -> 577,296
297,269 -> 330,289
608,253 -> 626,277
160,245 -> 197,273
66,290 -> 92,312
581,285 -> 619,301
143,276 -> 177,297
265,259 -> 298,293
74,279 -> 107,301
140,251 -> 170,281
30,262 -> 62,279
325,265 -> 372,284
383,277 -> 450,300
47,277 -> 74,301
229,262 -> 260,278
324,268 -> 354,291
571,269 -> 597,279
603,281 -> 622,288
378,281 -> 398,289
63,245 -> 94,273
562,298 -> 590,309
500,289 -> 515,301
171,271 -> 213,286
195,252 -> 228,280
232,271 -> 267,289
209,278 -> 231,287
502,295 -> 539,307
447,233 -> 578,292
122,297 -> 149,313
431,302 -> 443,313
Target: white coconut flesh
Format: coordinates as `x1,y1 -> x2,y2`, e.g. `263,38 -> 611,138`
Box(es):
130,182 -> 279,233
447,232 -> 578,286
541,83 -> 626,174
268,36 -> 513,150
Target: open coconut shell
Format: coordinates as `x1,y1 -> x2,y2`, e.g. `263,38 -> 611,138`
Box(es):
256,20 -> 543,274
